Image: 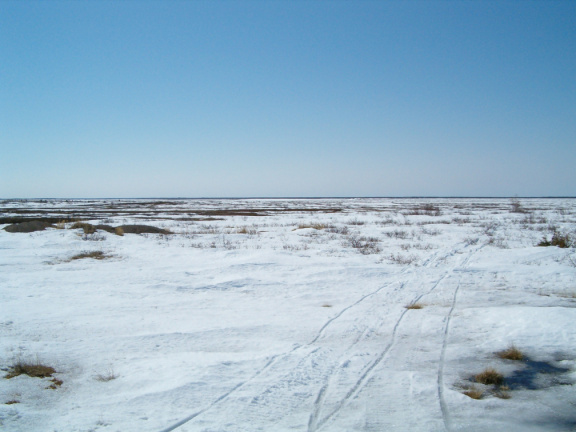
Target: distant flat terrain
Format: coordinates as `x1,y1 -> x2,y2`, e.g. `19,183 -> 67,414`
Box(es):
1,198 -> 575,431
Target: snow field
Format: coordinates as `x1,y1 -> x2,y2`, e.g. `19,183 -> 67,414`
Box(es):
1,198 -> 575,431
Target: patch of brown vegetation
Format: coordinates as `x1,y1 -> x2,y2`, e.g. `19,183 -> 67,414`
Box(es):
463,387 -> 484,399
46,378 -> 63,389
69,251 -> 111,261
5,361 -> 56,379
474,368 -> 504,385
497,346 -> 524,361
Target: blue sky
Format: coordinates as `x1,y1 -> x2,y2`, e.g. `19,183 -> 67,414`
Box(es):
1,0 -> 575,198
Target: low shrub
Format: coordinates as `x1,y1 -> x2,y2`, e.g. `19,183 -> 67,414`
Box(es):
344,235 -> 381,255
510,198 -> 527,213
388,253 -> 418,265
538,230 -> 572,248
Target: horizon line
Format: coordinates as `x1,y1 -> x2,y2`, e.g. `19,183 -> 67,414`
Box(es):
2,196 -> 575,200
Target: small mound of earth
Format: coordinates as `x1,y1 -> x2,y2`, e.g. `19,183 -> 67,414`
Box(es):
118,225 -> 171,234
94,224 -> 116,233
70,222 -> 169,234
4,221 -> 53,233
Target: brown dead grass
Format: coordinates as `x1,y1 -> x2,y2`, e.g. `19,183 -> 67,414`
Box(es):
69,251 -> 110,261
296,223 -> 328,230
463,387 -> 484,399
494,385 -> 511,399
5,361 -> 56,379
47,377 -> 63,389
474,368 -> 504,385
497,345 -> 524,361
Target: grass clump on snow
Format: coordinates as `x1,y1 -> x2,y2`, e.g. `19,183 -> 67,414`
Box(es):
497,345 -> 524,361
95,367 -> 118,382
5,359 -> 56,379
69,251 -> 111,261
537,230 -> 572,248
462,386 -> 484,400
494,386 -> 511,399
5,357 -> 63,390
405,302 -> 424,310
296,223 -> 328,230
474,368 -> 504,385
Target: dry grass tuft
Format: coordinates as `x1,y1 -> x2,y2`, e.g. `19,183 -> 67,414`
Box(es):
47,377 -> 63,389
55,220 -> 67,229
405,302 -> 424,310
497,345 -> 524,361
494,385 -> 511,399
463,387 -> 484,399
5,360 -> 56,379
475,368 -> 504,385
296,223 -> 328,230
69,251 -> 110,261
71,222 -> 97,234
538,230 -> 572,248
237,226 -> 258,235
388,253 -> 418,265
344,235 -> 381,255
95,367 -> 117,382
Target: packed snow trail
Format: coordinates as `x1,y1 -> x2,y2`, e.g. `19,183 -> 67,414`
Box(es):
308,245 -> 481,432
437,280 -> 459,432
159,244 -> 481,432
157,277 -> 405,432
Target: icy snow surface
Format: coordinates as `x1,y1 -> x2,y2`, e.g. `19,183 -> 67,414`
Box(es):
1,198 -> 575,432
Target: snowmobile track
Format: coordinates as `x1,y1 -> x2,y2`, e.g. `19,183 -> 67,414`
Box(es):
159,245 -> 481,432
308,245 -> 482,431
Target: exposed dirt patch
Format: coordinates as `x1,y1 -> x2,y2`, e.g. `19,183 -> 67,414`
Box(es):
4,221 -> 53,233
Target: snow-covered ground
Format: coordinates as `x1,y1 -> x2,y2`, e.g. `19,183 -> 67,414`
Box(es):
1,198 -> 575,432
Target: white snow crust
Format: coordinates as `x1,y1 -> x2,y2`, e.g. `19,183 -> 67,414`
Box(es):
1,198 -> 575,431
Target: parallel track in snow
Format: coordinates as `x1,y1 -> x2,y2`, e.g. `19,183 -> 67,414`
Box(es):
158,244 -> 480,432
157,277 -> 406,432
437,244 -> 484,432
308,244 -> 482,432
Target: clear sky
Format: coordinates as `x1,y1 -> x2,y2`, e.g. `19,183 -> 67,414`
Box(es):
1,0 -> 575,198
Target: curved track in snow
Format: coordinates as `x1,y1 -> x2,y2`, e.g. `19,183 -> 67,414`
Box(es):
157,243 -> 483,432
